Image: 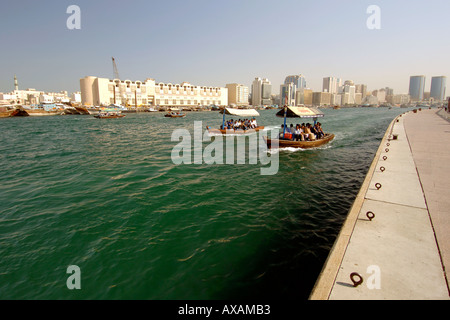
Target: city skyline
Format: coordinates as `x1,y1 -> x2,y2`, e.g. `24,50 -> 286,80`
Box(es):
1,0 -> 449,96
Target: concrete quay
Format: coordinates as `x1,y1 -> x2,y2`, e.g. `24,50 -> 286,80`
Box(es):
310,108 -> 450,300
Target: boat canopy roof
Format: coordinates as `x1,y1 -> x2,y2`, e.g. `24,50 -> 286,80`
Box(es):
276,106 -> 324,118
221,107 -> 260,117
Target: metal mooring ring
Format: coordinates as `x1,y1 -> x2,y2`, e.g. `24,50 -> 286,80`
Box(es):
382,156 -> 387,161
380,166 -> 385,172
366,211 -> 375,221
386,143 -> 390,147
375,183 -> 382,190
350,272 -> 364,287
385,148 -> 389,152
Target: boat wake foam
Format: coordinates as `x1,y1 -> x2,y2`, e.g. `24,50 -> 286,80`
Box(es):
267,147 -> 305,154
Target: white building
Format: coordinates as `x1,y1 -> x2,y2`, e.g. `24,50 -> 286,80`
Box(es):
373,89 -> 386,103
12,89 -> 42,105
295,88 -> 313,106
154,82 -> 227,107
323,77 -> 342,94
251,77 -> 272,106
71,92 -> 82,103
226,83 -> 249,106
362,95 -> 379,105
280,82 -> 296,106
39,94 -> 54,104
342,80 -> 356,105
0,93 -> 17,103
330,93 -> 341,106
391,94 -> 410,105
80,76 -> 228,107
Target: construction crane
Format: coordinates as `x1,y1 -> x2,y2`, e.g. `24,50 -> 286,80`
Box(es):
112,57 -> 126,106
112,57 -> 120,80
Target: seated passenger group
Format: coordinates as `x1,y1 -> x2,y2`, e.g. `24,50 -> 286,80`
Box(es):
280,122 -> 325,141
221,118 -> 258,130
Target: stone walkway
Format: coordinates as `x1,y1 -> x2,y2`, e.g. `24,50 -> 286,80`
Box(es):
310,108 -> 450,300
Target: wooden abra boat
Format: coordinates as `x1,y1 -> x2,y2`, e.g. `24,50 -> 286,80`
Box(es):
165,112 -> 186,118
94,112 -> 126,119
207,126 -> 265,135
207,107 -> 263,135
264,106 -> 334,149
264,133 -> 335,149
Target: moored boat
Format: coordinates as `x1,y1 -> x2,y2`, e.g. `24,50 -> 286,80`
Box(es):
19,104 -> 63,116
0,105 -> 20,118
86,106 -> 101,115
74,106 -> 90,115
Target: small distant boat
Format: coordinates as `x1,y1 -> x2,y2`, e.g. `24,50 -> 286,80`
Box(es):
333,105 -> 340,110
94,109 -> 126,119
165,112 -> 186,118
94,113 -> 126,119
264,106 -> 334,149
207,107 -> 264,135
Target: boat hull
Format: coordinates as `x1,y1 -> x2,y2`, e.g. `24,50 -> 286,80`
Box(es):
264,133 -> 335,149
165,114 -> 186,118
87,108 -> 101,115
23,110 -> 61,116
74,106 -> 90,115
94,114 -> 126,119
0,107 -> 20,118
208,126 -> 265,135
63,107 -> 80,115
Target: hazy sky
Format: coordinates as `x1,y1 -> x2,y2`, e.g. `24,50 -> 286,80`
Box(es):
1,0 -> 449,95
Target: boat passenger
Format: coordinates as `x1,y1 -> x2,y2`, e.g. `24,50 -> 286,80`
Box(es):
305,123 -> 316,141
310,124 -> 318,137
280,123 -> 292,139
315,123 -> 324,139
317,122 -> 325,138
294,124 -> 304,141
280,124 -> 286,139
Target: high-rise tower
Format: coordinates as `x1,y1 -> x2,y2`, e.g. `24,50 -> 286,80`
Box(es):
430,76 -> 446,101
409,75 -> 426,101
14,75 -> 18,91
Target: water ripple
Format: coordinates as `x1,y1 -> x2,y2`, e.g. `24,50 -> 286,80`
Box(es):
0,108 -> 408,299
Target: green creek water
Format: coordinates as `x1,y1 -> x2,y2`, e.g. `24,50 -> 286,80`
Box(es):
0,107 -> 409,299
